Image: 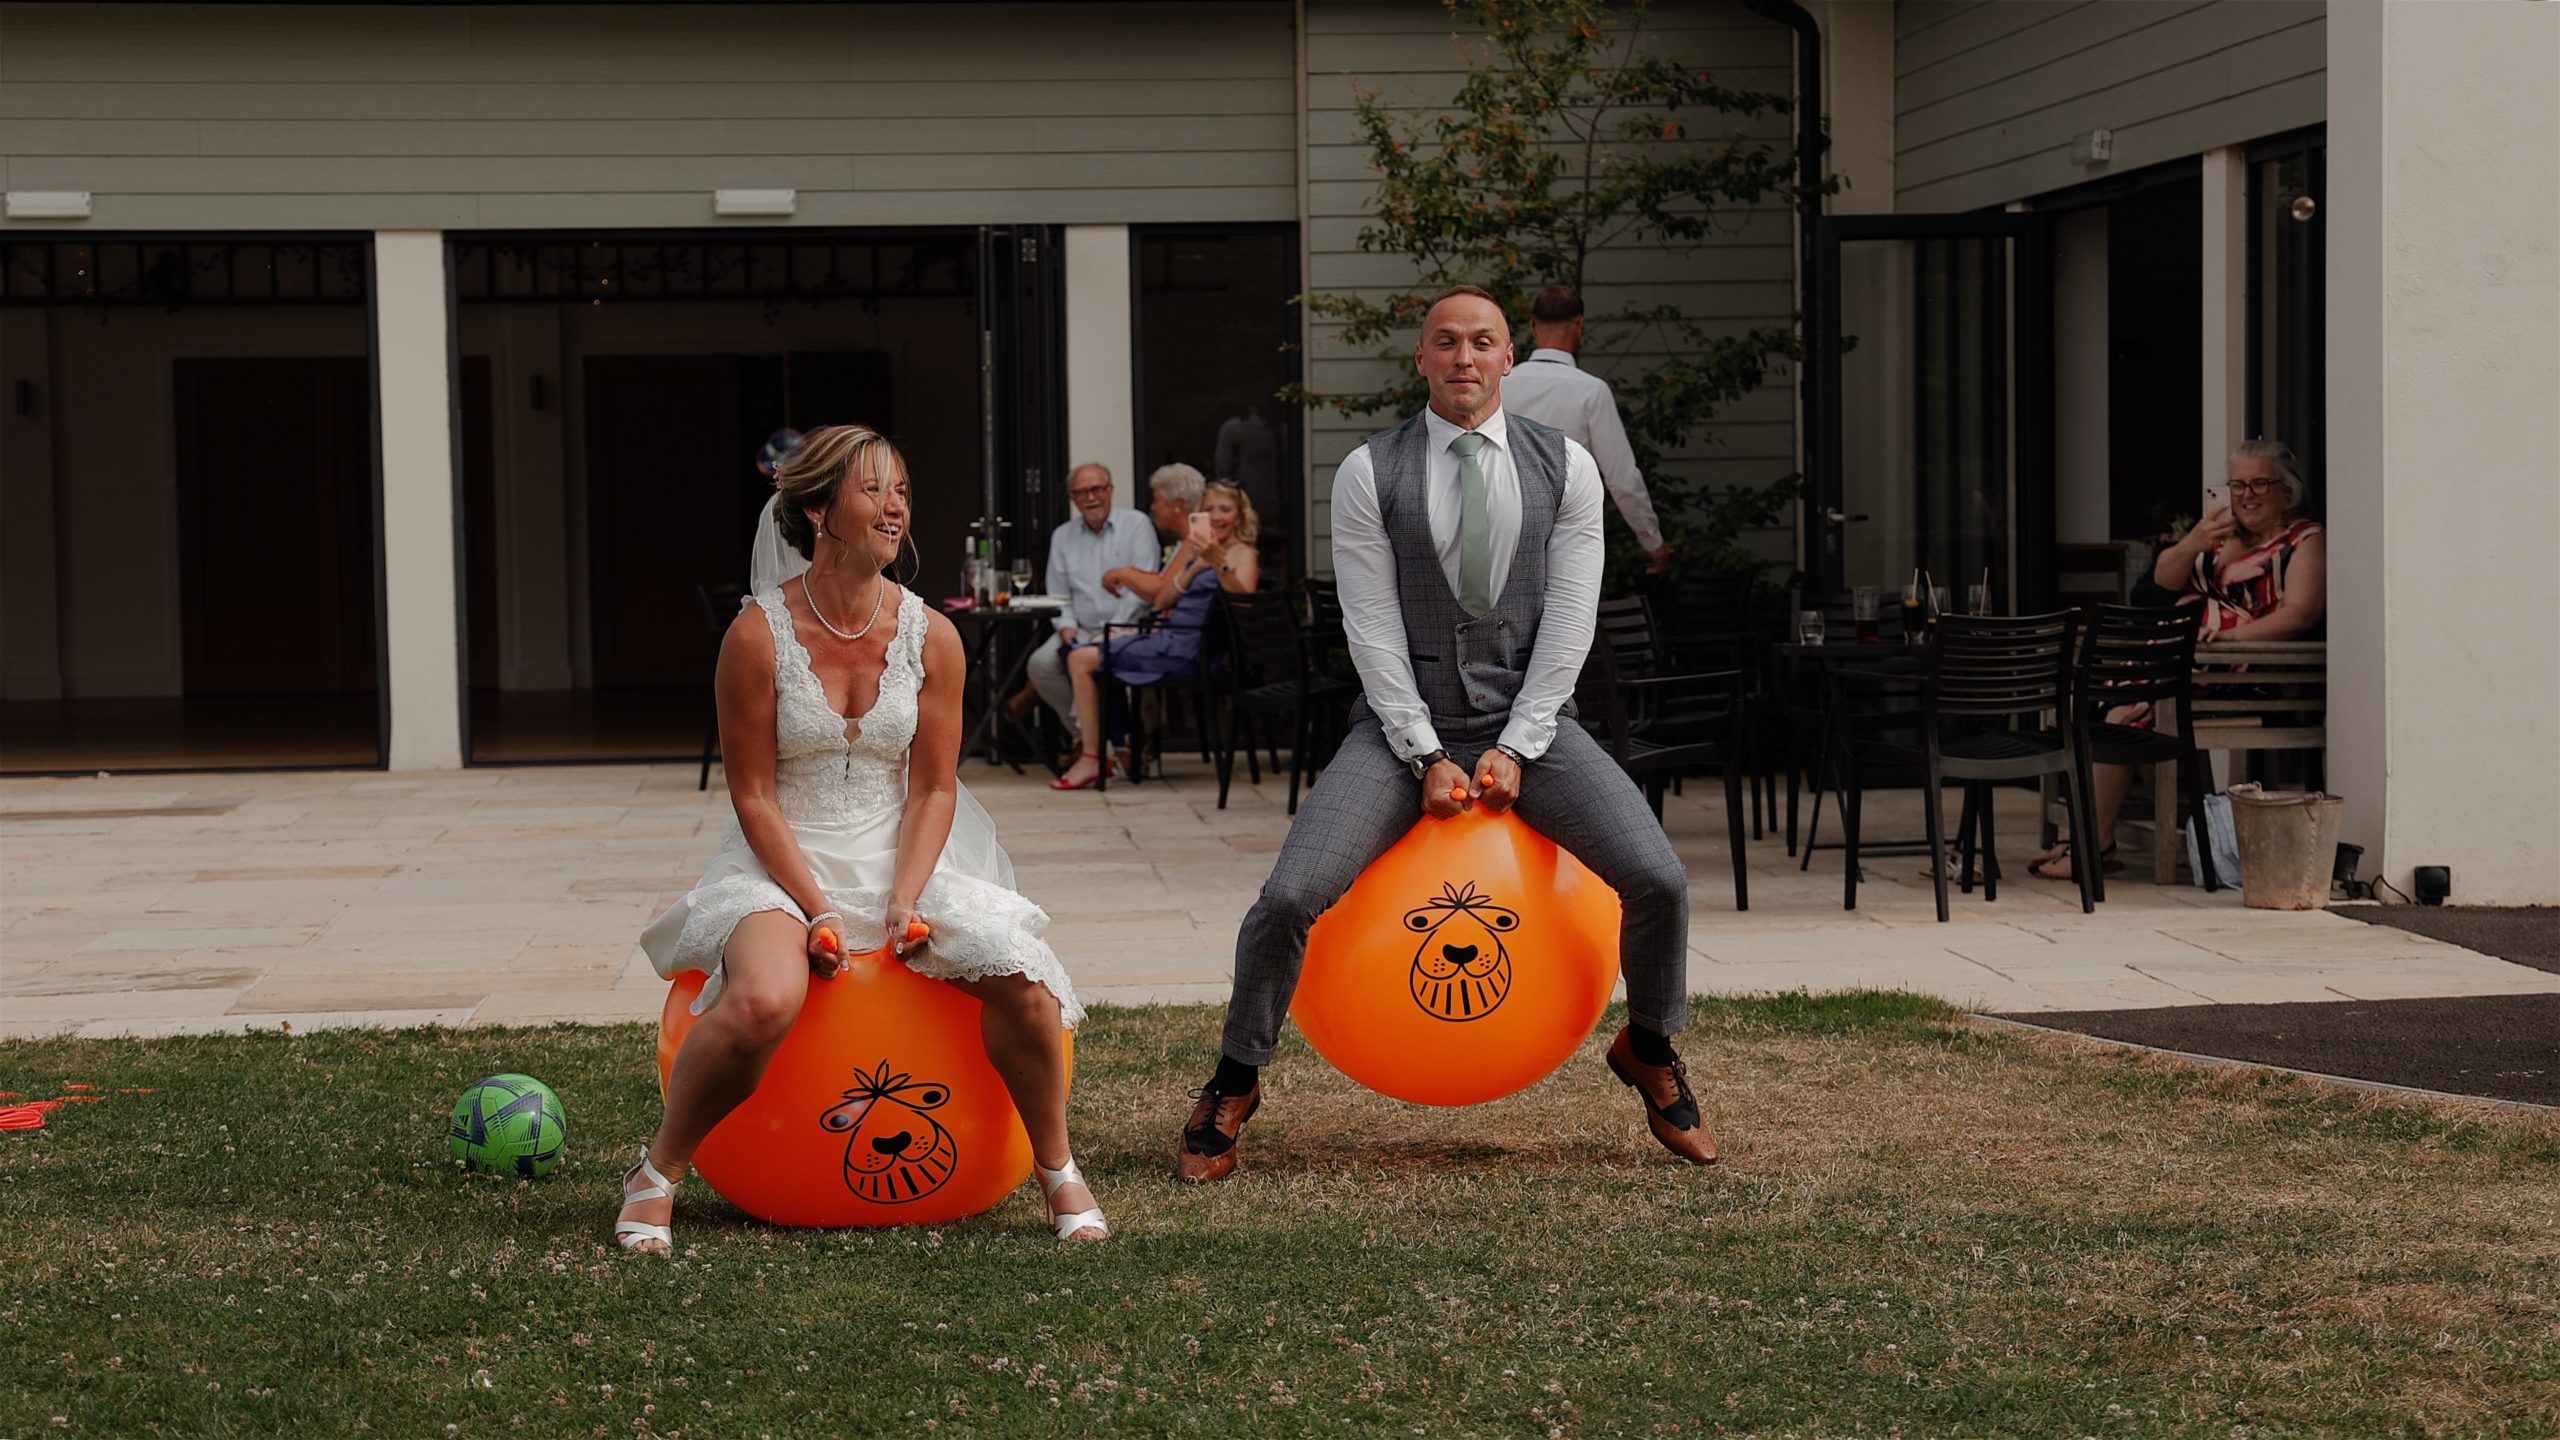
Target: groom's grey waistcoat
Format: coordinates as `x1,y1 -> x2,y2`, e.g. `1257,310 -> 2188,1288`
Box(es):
1356,411 -> 1574,746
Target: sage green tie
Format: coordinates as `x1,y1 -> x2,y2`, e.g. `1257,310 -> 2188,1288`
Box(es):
1450,430 -> 1495,617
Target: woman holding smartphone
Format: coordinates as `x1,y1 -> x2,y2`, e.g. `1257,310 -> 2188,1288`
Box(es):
1052,481 -> 1262,790
2028,438 -> 2327,882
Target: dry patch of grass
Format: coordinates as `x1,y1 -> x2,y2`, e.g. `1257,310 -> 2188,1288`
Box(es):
2,992 -> 2554,1438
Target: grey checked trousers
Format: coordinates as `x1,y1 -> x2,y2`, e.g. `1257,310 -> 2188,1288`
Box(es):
1220,715 -> 1691,1065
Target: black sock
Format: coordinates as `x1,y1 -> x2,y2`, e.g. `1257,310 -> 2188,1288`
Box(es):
1211,1055 -> 1260,1094
1630,1027 -> 1677,1066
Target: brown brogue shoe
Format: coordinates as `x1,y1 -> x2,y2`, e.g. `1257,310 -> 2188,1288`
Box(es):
1604,1027 -> 1718,1165
1173,1081 -> 1262,1184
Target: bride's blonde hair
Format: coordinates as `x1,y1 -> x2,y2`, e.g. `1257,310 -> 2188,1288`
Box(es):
772,424 -> 906,562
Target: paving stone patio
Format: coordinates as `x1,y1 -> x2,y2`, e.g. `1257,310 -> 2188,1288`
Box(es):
4,760 -> 2553,1039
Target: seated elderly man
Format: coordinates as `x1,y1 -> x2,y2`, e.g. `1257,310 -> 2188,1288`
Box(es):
1015,462 -> 1161,745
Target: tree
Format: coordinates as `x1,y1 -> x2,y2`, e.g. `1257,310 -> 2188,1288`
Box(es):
1296,0 -> 1823,584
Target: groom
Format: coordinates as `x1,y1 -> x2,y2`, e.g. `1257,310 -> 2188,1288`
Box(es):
1175,284 -> 1714,1181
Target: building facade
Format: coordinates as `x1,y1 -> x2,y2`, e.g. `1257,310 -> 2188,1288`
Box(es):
3,0 -> 2553,901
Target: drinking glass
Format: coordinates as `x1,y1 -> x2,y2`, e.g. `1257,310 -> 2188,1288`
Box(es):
1852,586 -> 1881,645
962,557 -> 985,605
1010,560 -> 1035,599
1966,582 -> 1992,616
1795,610 -> 1826,646
1899,582 -> 1925,643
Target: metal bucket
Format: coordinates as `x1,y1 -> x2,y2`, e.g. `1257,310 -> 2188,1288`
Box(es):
2228,784 -> 2347,910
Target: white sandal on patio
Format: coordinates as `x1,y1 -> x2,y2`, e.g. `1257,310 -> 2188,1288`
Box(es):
1036,1157 -> 1110,1242
615,1148 -> 681,1254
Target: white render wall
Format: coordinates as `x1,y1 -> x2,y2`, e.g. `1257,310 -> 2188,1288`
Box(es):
2326,0 -> 2560,904
1062,224 -> 1137,510
374,230 -> 462,771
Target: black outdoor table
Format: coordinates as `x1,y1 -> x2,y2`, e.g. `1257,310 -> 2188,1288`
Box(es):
1772,641 -> 1940,865
943,602 -> 1062,773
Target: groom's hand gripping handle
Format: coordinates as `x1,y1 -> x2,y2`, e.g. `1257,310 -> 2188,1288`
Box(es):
1422,759 -> 1473,819
1472,747 -> 1523,815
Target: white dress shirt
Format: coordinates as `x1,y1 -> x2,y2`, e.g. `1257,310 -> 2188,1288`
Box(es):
1329,406 -> 1605,764
1044,507 -> 1159,639
1499,347 -> 1663,552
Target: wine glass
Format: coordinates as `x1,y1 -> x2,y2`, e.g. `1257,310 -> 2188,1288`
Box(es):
1010,560 -> 1035,601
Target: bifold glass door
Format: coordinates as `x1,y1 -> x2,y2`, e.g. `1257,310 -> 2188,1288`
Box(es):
1812,215 -> 2052,610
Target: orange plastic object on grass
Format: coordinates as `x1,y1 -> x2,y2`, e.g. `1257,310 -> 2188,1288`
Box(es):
657,945 -> 1067,1227
1293,807 -> 1621,1107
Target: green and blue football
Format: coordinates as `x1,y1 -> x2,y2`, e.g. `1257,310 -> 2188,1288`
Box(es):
448,1073 -> 567,1178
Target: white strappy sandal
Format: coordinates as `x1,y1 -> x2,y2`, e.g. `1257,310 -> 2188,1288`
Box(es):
615,1148 -> 680,1254
1036,1157 -> 1110,1242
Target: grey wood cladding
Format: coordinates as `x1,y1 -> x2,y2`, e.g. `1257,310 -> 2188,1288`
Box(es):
1895,0 -> 2326,213
0,1 -> 1300,229
1302,0 -> 1801,565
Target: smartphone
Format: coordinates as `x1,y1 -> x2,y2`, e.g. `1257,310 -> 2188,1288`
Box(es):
1188,513 -> 1214,545
2203,486 -> 2224,511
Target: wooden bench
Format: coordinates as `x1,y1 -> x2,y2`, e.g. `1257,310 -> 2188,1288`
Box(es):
2043,639 -> 2327,885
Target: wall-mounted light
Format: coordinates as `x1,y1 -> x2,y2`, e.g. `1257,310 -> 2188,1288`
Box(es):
713,189 -> 797,219
5,191 -> 92,221
2069,130 -> 2113,167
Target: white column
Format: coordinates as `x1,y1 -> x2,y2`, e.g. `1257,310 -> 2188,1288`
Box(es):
1812,0 -> 1896,214
2327,0 -> 2560,903
373,230 -> 464,771
2198,145 -> 2247,498
2051,207 -> 2110,544
1062,225 -> 1137,507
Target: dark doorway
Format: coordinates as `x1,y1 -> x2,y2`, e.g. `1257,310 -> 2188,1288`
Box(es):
2249,131 -> 2326,509
450,231 -> 983,764
0,235 -> 382,775
1813,214 -> 2054,608
584,354 -> 752,690
2106,177 -> 2204,541
1133,226 -> 1302,582
173,356 -> 378,695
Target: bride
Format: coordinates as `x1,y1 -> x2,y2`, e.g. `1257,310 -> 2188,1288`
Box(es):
622,423 -> 1105,1251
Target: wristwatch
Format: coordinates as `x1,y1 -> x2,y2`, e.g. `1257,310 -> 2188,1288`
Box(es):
1490,743 -> 1529,768
1406,748 -> 1450,780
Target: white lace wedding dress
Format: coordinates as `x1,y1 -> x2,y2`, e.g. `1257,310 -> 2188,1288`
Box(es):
639,585 -> 1083,1025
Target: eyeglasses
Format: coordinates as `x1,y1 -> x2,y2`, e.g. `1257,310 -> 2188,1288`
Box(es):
2227,479 -> 2280,495
1068,486 -> 1112,500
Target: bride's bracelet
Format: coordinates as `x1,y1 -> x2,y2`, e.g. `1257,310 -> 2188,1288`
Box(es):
805,909 -> 844,934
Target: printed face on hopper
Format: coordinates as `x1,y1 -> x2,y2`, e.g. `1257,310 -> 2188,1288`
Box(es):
820,1061 -> 959,1204
1403,881 -> 1519,1022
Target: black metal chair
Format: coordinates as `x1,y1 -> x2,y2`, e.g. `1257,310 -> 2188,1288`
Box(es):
1215,588 -> 1321,812
1092,594 -> 1227,793
1838,611 -> 2098,922
1651,569 -> 1777,840
1294,576 -> 1359,787
2070,605 -> 2214,899
1577,596 -> 1751,911
695,582 -> 748,791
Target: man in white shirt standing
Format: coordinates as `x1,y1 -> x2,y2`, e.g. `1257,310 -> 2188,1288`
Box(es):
1174,284 -> 1712,1183
1016,462 -> 1159,740
1499,284 -> 1672,574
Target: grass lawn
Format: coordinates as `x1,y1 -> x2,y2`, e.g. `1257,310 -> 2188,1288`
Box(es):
3,993 -> 2555,1439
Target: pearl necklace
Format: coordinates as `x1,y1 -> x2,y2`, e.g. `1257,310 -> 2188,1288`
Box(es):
803,570 -> 886,642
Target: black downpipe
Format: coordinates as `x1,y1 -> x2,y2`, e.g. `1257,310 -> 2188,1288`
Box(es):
1742,0 -> 1825,571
